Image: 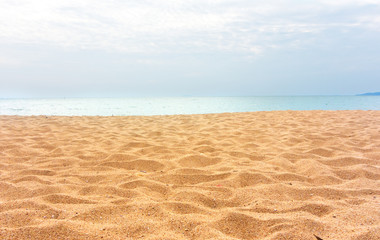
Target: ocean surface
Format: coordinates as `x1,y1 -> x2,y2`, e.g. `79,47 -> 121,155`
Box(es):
0,96 -> 379,116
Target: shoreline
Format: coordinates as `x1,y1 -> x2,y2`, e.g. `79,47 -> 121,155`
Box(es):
0,109 -> 379,117
1,111 -> 379,239
1,97 -> 380,116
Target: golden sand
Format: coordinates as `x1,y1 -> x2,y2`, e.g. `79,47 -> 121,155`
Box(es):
0,111 -> 379,240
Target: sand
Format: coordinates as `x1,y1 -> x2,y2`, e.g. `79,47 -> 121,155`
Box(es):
0,110 -> 379,240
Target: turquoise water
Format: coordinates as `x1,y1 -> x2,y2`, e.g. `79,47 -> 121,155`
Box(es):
0,96 -> 379,116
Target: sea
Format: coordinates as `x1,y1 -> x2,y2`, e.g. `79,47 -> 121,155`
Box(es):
0,96 -> 379,116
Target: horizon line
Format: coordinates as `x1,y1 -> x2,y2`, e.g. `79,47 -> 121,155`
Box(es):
0,94 -> 373,100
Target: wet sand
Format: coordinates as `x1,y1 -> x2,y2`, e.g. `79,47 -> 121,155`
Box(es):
0,111 -> 379,239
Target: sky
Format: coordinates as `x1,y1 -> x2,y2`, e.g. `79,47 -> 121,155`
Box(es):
0,0 -> 379,98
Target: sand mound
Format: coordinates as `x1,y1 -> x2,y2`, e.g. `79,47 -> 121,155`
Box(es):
0,111 -> 379,239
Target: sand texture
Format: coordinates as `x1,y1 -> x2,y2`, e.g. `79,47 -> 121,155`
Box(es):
0,111 -> 379,240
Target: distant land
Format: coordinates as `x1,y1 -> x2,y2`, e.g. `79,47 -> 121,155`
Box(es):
357,92 -> 380,96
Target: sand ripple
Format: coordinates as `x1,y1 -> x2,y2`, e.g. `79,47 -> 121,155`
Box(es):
0,111 -> 379,239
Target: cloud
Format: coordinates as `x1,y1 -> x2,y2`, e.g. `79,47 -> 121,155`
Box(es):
0,56 -> 22,66
0,0 -> 379,54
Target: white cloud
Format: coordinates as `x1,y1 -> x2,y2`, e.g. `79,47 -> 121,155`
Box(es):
319,0 -> 380,6
357,15 -> 380,31
0,56 -> 22,66
0,0 -> 379,54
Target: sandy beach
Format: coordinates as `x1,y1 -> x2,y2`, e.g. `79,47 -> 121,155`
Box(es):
0,110 -> 379,240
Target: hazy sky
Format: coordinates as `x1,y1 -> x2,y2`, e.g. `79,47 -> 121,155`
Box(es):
1,0 -> 379,97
